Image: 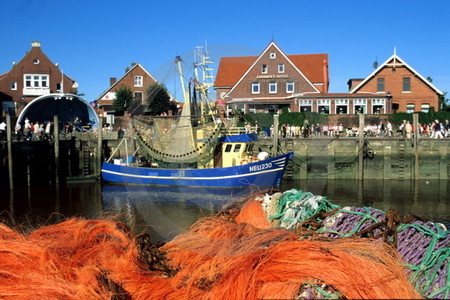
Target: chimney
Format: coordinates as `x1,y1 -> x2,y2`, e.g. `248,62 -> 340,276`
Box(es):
131,62 -> 137,67
322,59 -> 328,94
31,41 -> 41,48
110,77 -> 117,86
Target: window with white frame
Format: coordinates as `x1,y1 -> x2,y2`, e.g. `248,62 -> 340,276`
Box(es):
372,98 -> 385,114
252,82 -> 260,94
286,81 -> 294,93
10,81 -> 17,90
317,99 -> 330,114
24,74 -> 48,88
299,100 -> 312,112
406,104 -> 415,113
421,103 -> 430,113
270,53 -> 276,59
269,82 -> 277,93
335,99 -> 348,114
353,99 -> 367,114
278,64 -> 285,73
261,64 -> 268,74
134,76 -> 143,87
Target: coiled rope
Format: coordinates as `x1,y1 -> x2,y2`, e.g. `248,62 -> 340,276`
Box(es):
264,189 -> 450,299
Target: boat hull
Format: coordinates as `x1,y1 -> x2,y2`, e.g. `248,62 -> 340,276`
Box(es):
101,152 -> 294,188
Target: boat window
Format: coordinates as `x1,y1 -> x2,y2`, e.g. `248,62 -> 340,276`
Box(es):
224,144 -> 232,152
234,144 -> 242,152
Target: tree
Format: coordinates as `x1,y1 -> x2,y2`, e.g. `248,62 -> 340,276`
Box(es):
145,83 -> 174,115
113,86 -> 134,115
440,92 -> 449,110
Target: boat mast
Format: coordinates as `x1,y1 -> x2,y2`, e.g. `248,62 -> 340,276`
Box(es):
174,55 -> 196,151
175,56 -> 190,114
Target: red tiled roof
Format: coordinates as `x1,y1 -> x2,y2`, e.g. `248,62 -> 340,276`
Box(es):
215,56 -> 255,87
214,54 -> 328,87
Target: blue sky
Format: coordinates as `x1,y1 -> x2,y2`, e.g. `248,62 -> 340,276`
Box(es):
1,0 -> 449,102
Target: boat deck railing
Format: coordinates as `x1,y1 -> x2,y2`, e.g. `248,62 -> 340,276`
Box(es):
221,127 -> 257,135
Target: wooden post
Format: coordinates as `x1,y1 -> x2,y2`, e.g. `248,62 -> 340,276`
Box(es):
413,113 -> 419,181
273,114 -> 279,156
6,114 -> 13,189
358,114 -> 364,181
54,115 -> 60,185
97,117 -> 103,175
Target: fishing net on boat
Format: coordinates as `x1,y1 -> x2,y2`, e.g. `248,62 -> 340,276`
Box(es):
256,189 -> 450,299
133,116 -> 223,165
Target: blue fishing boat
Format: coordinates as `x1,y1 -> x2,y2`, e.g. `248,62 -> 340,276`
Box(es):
101,51 -> 293,188
101,150 -> 293,188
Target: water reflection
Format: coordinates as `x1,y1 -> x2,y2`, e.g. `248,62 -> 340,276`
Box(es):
0,184 -> 103,229
0,179 -> 448,241
101,185 -> 256,242
281,179 -> 450,225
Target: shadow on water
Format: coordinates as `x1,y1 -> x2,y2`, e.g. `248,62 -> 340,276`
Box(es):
0,179 -> 448,241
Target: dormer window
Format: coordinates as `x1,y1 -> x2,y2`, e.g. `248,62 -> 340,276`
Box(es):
261,64 -> 268,74
270,53 -> 276,59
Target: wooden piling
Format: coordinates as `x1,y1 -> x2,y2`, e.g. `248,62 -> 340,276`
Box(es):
358,114 -> 364,180
6,114 -> 13,189
97,118 -> 102,175
273,114 -> 279,156
54,115 -> 60,185
413,113 -> 419,180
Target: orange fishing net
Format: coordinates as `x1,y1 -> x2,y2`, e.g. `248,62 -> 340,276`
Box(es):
0,201 -> 422,299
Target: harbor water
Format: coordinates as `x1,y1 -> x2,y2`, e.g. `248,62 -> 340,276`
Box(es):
0,179 -> 449,242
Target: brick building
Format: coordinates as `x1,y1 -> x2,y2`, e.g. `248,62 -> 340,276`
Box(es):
214,41 -> 329,115
215,42 -> 442,115
0,41 -> 78,117
348,53 -> 443,113
95,63 -> 174,118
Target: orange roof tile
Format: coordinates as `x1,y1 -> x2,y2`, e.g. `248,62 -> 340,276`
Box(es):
215,54 -> 328,87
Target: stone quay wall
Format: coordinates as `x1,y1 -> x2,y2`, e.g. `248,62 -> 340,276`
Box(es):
264,137 -> 450,180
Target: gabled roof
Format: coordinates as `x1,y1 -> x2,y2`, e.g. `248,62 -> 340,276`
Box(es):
350,53 -> 443,95
96,63 -> 170,100
214,41 -> 327,90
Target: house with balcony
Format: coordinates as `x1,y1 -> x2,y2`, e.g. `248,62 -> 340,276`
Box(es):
0,41 -> 78,117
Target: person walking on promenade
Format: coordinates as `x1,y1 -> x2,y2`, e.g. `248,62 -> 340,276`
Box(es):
405,121 -> 412,139
386,121 -> 393,137
400,120 -> 407,138
0,120 -> 6,141
302,119 -> 310,138
445,120 -> 450,137
434,120 -> 443,139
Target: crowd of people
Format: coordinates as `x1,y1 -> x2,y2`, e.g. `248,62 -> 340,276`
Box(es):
0,117 -> 99,142
266,119 -> 450,139
2,117 -> 450,141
